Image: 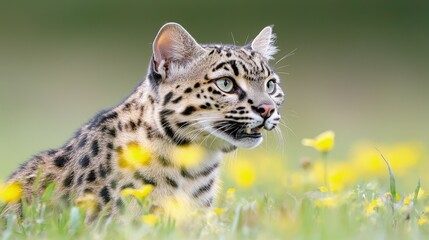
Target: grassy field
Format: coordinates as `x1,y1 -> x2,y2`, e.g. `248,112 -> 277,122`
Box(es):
1,133 -> 428,239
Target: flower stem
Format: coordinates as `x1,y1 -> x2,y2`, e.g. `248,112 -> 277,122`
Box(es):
322,152 -> 328,189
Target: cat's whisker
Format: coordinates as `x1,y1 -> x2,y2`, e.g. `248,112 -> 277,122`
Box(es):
275,48 -> 297,65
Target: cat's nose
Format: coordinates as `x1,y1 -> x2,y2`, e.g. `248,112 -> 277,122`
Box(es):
256,104 -> 275,119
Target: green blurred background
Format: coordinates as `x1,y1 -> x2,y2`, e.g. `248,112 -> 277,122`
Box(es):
1,0 -> 428,180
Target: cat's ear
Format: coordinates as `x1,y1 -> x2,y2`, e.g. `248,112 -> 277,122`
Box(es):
250,26 -> 278,60
152,23 -> 206,74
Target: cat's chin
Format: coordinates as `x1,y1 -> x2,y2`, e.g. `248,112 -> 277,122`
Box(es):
232,137 -> 263,149
212,131 -> 263,149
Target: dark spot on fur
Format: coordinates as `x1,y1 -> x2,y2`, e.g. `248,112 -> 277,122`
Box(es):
247,99 -> 254,104
91,140 -> 99,157
180,168 -> 195,179
80,155 -> 90,168
54,155 -> 70,168
222,145 -> 238,153
99,164 -> 107,178
180,162 -> 219,179
77,174 -> 84,185
172,96 -> 182,104
130,121 -> 137,131
107,142 -> 114,150
166,177 -> 178,188
193,179 -> 215,198
200,163 -> 219,176
63,171 -> 74,187
110,180 -> 117,189
158,157 -> 171,166
212,89 -> 222,95
176,121 -> 190,128
133,171 -> 144,180
120,183 -> 135,190
86,170 -> 97,183
65,145 -> 73,152
47,149 -> 57,156
184,87 -> 192,94
181,106 -> 196,116
143,177 -> 157,186
163,91 -> 174,106
194,82 -> 200,88
123,103 -> 131,111
100,186 -> 111,204
108,128 -> 116,138
116,199 -> 124,208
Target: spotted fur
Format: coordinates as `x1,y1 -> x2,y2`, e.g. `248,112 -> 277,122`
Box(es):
5,23 -> 285,216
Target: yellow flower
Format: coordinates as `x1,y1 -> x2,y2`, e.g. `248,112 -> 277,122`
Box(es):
350,142 -> 422,177
418,215 -> 429,226
171,144 -> 205,167
118,142 -> 152,169
213,208 -> 225,215
0,182 -> 23,203
403,194 -> 413,205
162,194 -> 193,222
319,186 -> 328,193
328,166 -> 351,192
226,188 -> 236,200
231,159 -> 255,188
76,193 -> 97,211
314,196 -> 338,208
365,198 -> 383,216
120,185 -> 153,200
142,214 -> 159,226
302,130 -> 335,153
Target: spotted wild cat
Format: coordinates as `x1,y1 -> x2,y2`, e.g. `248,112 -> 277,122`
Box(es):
6,23 -> 285,215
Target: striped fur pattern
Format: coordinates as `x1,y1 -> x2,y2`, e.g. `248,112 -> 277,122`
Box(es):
6,23 -> 284,216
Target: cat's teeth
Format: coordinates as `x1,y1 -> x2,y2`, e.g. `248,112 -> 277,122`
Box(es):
246,128 -> 252,134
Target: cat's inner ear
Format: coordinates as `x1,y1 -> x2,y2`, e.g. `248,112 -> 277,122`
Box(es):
250,26 -> 278,60
152,23 -> 206,75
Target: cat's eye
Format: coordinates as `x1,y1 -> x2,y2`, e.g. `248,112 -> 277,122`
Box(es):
266,80 -> 276,94
215,78 -> 234,93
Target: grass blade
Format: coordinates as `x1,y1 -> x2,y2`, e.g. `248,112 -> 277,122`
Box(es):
376,148 -> 396,202
413,178 -> 421,205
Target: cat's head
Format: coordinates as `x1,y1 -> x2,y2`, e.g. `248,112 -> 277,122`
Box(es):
149,23 -> 284,149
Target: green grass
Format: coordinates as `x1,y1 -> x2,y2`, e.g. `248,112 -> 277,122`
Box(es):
1,180 -> 428,239
1,142 -> 429,239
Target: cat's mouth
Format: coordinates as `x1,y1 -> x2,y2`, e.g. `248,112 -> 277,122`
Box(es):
236,126 -> 263,139
210,121 -> 265,148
